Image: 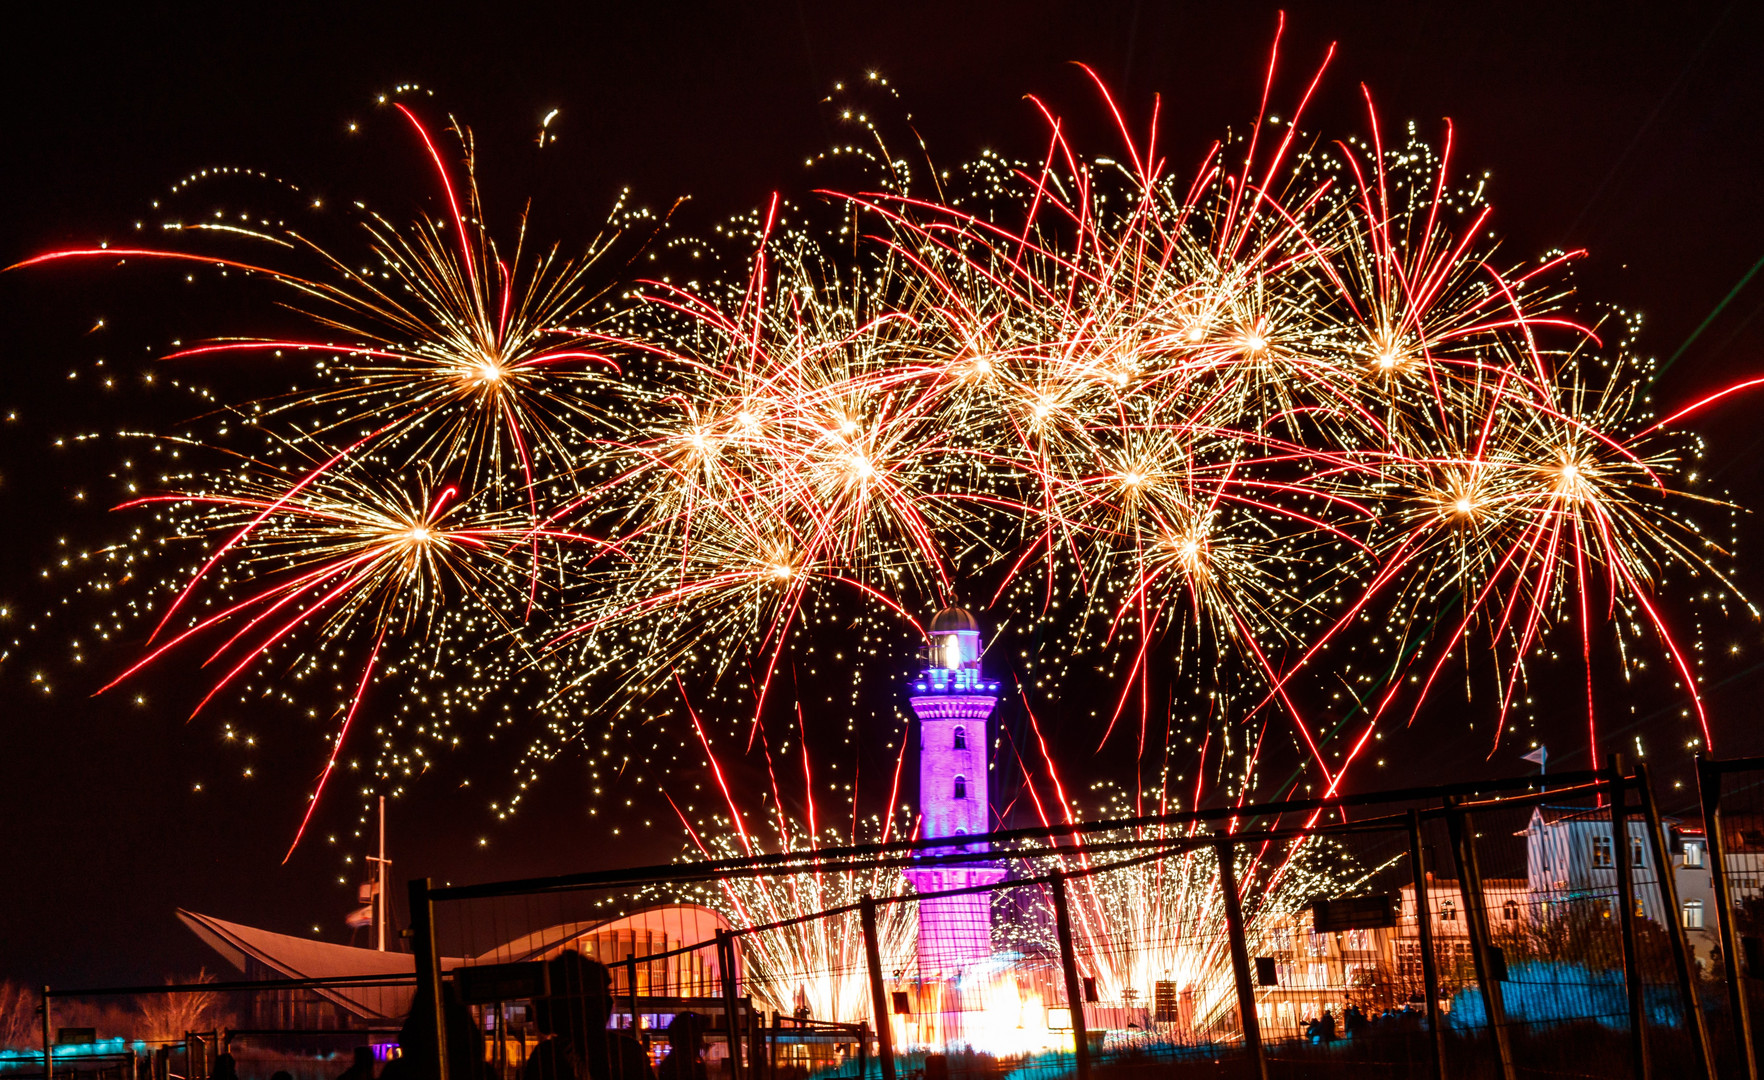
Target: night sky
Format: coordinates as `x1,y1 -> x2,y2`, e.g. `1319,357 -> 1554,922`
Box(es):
4,1 -> 1763,991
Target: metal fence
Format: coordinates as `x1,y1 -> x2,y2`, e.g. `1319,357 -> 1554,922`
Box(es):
401,754 -> 1750,1080
22,972 -> 409,1080
35,754 -> 1764,1079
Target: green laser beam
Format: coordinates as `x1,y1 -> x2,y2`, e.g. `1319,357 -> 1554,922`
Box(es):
1654,250 -> 1764,384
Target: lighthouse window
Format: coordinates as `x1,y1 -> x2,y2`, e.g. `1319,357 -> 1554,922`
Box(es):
953,776 -> 967,799
953,727 -> 966,750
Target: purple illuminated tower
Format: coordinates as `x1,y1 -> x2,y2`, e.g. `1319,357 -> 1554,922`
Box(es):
902,607 -> 1007,974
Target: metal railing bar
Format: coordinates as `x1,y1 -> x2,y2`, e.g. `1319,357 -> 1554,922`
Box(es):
430,770 -> 1600,901
46,974 -> 417,998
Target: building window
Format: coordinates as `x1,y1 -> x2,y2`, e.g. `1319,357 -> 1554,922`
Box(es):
1684,899 -> 1705,930
1592,835 -> 1613,868
953,726 -> 966,750
1632,837 -> 1646,868
1503,900 -> 1520,921
953,775 -> 967,800
1441,900 -> 1457,922
1684,842 -> 1704,868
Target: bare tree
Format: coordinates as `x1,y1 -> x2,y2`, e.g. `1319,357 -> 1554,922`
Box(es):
135,969 -> 232,1044
0,979 -> 39,1050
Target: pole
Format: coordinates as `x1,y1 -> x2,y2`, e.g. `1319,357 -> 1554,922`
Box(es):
1407,809 -> 1448,1080
495,999 -> 507,1080
1698,754 -> 1757,1080
407,877 -> 450,1080
1214,840 -> 1269,1080
1445,796 -> 1517,1080
718,929 -> 745,1080
376,795 -> 388,952
39,985 -> 51,1080
627,957 -> 640,1039
749,1005 -> 763,1080
859,896 -> 896,1080
1048,871 -> 1094,1080
1608,755 -> 1650,1080
1637,761 -> 1716,1079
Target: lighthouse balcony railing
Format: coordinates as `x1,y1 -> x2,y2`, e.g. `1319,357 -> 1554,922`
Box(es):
910,669 -> 999,695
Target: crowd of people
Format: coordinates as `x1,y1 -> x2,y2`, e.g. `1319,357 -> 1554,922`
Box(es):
1296,1001 -> 1434,1045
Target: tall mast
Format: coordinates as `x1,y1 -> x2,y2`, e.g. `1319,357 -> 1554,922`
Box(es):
375,795 -> 388,951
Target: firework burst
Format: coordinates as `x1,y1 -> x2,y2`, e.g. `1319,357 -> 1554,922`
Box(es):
16,34 -> 1757,866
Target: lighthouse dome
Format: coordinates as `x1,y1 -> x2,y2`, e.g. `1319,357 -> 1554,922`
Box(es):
929,606 -> 981,634
923,606 -> 985,684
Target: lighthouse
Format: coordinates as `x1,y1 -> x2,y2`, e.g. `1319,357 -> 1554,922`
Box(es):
902,606 -> 1007,973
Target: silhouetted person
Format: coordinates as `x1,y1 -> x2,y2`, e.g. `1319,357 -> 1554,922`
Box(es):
1403,1005 -> 1424,1034
213,1050 -> 239,1080
655,1013 -> 707,1080
1319,1010 -> 1337,1043
338,1045 -> 377,1080
1343,1004 -> 1364,1038
381,984 -> 487,1080
525,951 -> 654,1080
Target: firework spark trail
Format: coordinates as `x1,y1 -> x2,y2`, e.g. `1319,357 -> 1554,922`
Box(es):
285,625 -> 386,863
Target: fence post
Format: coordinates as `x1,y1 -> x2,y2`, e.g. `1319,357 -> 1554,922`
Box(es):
1637,761 -> 1716,1079
749,1005 -> 764,1080
407,877 -> 450,1080
1608,755 -> 1650,1080
39,985 -> 50,1080
1407,809 -> 1449,1080
858,896 -> 896,1080
717,929 -> 745,1080
1698,754 -> 1757,1080
1445,796 -> 1516,1080
1048,871 -> 1094,1080
626,957 -> 640,1041
494,998 -> 507,1080
1213,839 -> 1269,1080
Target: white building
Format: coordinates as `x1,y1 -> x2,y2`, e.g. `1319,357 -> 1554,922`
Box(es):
1521,805 -> 1717,961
